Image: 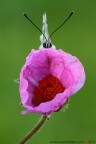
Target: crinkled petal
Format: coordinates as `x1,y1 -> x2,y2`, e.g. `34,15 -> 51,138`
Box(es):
19,48 -> 85,114
22,88 -> 71,114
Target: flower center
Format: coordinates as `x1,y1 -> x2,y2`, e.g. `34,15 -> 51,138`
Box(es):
32,76 -> 65,106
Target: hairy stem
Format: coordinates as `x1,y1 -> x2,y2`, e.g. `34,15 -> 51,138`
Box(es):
19,114 -> 48,144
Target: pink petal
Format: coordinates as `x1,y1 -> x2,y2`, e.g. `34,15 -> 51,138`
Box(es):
19,48 -> 85,114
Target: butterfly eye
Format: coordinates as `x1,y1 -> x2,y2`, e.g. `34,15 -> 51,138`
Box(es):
43,42 -> 52,48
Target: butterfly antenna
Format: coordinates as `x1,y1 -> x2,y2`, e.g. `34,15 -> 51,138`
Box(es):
48,11 -> 74,41
23,13 -> 47,41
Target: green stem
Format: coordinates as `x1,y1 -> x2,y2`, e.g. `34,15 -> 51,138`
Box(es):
19,114 -> 48,144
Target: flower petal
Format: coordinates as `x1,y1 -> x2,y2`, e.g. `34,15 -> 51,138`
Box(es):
19,48 -> 85,114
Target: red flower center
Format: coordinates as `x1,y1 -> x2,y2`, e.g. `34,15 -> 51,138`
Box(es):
32,76 -> 65,106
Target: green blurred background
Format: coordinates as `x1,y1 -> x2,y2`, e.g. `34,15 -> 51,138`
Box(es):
0,0 -> 96,144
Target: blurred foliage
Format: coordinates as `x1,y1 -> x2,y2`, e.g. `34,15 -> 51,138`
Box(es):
0,0 -> 96,144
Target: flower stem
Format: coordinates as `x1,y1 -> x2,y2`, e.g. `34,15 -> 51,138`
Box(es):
19,114 -> 48,144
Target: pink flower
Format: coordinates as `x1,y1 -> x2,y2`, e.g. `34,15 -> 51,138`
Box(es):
19,48 -> 85,115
